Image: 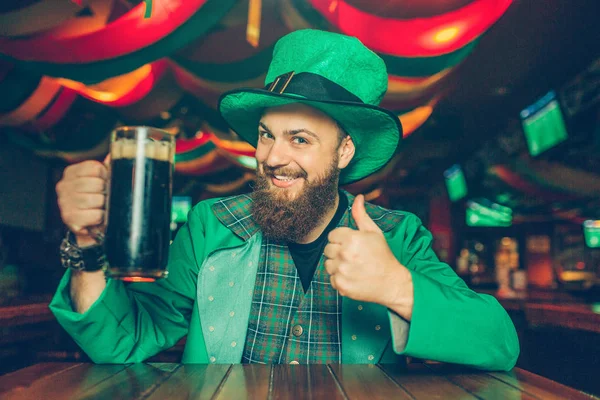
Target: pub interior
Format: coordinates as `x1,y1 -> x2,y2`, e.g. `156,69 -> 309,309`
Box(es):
1,0 -> 600,398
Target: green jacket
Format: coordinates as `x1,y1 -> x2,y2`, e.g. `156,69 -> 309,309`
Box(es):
50,193 -> 519,370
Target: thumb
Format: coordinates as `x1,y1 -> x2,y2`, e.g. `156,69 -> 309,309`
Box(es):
102,153 -> 111,182
352,194 -> 381,233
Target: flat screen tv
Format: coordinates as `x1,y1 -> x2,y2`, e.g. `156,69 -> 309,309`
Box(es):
171,196 -> 193,224
466,198 -> 513,227
519,90 -> 568,156
583,220 -> 600,248
444,164 -> 467,202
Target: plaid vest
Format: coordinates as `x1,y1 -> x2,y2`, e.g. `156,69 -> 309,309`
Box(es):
241,237 -> 343,364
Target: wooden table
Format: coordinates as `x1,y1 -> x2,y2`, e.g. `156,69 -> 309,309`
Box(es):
1,362 -> 596,399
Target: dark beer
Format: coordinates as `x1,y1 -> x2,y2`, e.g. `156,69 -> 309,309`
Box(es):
105,139 -> 173,281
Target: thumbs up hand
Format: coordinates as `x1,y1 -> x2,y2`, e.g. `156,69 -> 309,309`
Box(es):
324,195 -> 414,319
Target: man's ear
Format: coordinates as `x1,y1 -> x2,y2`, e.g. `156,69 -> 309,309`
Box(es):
338,135 -> 355,170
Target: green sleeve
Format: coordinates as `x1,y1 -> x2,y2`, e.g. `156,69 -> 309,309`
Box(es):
389,214 -> 520,371
49,203 -> 206,364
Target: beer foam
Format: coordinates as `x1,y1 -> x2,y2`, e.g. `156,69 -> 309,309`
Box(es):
111,139 -> 172,162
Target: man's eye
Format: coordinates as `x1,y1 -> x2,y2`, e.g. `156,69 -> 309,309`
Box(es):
259,131 -> 273,139
292,137 -> 308,144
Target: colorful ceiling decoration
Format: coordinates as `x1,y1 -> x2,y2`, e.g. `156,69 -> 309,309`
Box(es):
0,0 -> 82,37
342,1 -> 473,19
5,98 -> 118,162
282,0 -> 481,78
489,165 -> 581,203
0,72 -> 64,127
0,0 -> 238,82
309,0 -> 512,57
26,87 -> 78,132
0,0 -> 205,62
171,4 -> 289,84
511,158 -> 600,198
56,59 -> 169,107
397,96 -> 441,137
117,67 -> 186,123
0,0 -> 514,196
53,0 -> 116,38
174,131 -> 233,176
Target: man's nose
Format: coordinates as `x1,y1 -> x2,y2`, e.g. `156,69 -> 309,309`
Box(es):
264,141 -> 291,167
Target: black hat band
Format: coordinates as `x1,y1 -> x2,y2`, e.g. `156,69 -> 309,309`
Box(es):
265,72 -> 364,104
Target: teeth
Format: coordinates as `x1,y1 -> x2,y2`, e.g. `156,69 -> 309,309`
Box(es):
275,175 -> 296,181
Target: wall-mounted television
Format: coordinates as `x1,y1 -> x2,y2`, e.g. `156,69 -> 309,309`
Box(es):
171,196 -> 193,224
444,164 -> 467,202
466,198 -> 513,227
583,220 -> 600,248
519,90 -> 568,156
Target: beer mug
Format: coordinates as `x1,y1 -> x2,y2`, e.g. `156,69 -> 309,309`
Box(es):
104,126 -> 175,282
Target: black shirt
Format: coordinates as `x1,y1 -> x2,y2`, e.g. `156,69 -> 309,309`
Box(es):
288,193 -> 349,292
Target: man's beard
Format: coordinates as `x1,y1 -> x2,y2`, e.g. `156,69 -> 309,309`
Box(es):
251,156 -> 340,243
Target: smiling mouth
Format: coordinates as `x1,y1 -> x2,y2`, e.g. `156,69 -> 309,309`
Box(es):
271,175 -> 302,188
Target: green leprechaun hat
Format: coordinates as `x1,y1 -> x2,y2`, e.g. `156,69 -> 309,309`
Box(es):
218,29 -> 402,184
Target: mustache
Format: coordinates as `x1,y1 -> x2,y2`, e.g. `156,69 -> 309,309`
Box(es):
260,164 -> 308,179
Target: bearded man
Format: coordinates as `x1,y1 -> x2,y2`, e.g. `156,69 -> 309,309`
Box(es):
51,30 -> 519,370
